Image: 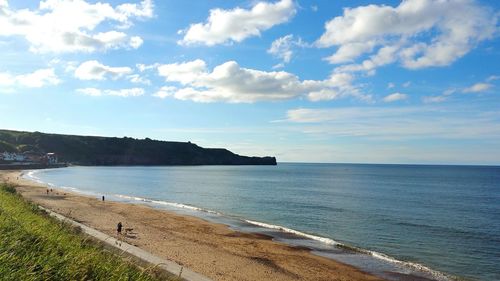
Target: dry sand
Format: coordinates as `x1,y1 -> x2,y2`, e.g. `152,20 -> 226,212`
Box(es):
1,170 -> 384,281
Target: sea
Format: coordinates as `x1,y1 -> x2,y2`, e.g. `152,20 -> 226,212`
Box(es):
24,163 -> 500,281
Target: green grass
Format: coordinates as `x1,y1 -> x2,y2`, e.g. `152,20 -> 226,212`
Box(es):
0,183 -> 175,281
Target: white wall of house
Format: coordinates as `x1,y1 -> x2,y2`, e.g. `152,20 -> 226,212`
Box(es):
1,152 -> 27,162
46,153 -> 58,164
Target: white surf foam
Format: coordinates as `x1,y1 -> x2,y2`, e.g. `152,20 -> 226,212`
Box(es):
113,194 -> 222,215
368,250 -> 452,281
244,219 -> 451,281
244,219 -> 341,245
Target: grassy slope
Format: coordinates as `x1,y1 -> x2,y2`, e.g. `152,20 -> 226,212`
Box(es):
0,183 -> 174,281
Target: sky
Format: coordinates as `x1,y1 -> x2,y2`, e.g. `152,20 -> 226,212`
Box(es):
0,0 -> 499,164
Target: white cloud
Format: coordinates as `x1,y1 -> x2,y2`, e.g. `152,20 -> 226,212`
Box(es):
0,0 -> 153,53
153,86 -> 176,99
424,88 -> 457,103
129,36 -> 144,49
422,80 -> 492,103
0,68 -> 60,88
422,96 -> 448,104
387,82 -> 395,89
77,87 -> 144,97
443,89 -> 457,96
267,34 -> 307,65
383,92 -> 408,103
76,87 -> 102,97
306,72 -> 370,102
325,41 -> 376,64
283,106 -> 500,141
157,59 -> 207,84
271,63 -> 285,70
487,75 -> 500,82
128,74 -> 151,85
317,0 -> 497,70
285,107 -> 423,123
74,60 -> 132,80
115,0 -> 153,22
179,0 -> 296,46
156,59 -> 368,103
334,44 -> 400,74
268,34 -> 294,63
136,63 -> 160,72
462,83 -> 493,93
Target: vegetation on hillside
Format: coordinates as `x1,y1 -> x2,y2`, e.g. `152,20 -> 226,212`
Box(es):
0,183 -> 174,281
0,129 -> 276,165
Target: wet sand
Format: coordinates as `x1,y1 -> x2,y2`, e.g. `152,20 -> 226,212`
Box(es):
1,170 -> 384,281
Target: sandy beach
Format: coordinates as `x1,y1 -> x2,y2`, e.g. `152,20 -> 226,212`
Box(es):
1,170 -> 383,281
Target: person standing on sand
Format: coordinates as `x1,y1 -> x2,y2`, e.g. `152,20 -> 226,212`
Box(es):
102,195 -> 105,202
117,222 -> 122,235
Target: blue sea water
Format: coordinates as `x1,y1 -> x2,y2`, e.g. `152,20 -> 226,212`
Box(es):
26,164 -> 500,281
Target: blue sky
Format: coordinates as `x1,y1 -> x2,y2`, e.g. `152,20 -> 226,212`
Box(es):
1,0 -> 499,164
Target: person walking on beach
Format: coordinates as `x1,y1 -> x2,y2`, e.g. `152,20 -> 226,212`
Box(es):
117,222 -> 123,235
102,195 -> 105,202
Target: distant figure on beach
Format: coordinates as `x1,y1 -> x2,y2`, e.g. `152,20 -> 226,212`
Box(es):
102,196 -> 105,202
117,222 -> 123,235
50,188 -> 53,192
46,189 -> 49,195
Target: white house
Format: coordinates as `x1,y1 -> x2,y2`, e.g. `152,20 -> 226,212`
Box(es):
1,152 -> 26,162
46,153 -> 58,164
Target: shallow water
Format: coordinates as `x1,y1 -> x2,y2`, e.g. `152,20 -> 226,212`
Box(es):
26,163 -> 500,281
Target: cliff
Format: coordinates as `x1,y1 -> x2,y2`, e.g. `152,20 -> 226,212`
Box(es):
0,129 -> 277,166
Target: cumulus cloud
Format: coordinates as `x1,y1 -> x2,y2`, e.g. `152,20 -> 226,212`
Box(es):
462,83 -> 493,93
0,0 -> 153,53
74,60 -> 132,80
155,59 -> 368,103
157,59 -> 207,84
0,68 -> 60,88
383,92 -> 408,103
179,0 -> 296,46
129,36 -> 144,49
325,41 -> 376,64
76,87 -> 144,97
317,0 -> 497,70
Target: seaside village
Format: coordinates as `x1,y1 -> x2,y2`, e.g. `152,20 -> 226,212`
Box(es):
0,151 -> 58,165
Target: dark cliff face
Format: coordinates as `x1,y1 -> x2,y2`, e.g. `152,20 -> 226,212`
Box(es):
0,129 -> 277,166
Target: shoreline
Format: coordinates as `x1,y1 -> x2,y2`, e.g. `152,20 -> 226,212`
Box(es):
1,170 -> 384,281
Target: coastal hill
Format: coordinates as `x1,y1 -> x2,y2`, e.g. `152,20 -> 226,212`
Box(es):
0,129 -> 277,166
